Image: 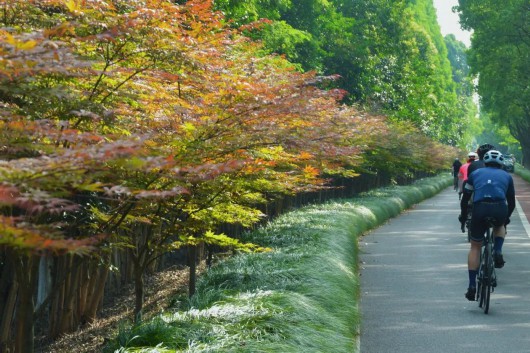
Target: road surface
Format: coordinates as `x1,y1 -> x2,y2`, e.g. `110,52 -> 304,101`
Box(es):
359,174 -> 530,353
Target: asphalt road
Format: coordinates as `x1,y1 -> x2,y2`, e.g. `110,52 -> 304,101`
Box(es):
359,183 -> 530,353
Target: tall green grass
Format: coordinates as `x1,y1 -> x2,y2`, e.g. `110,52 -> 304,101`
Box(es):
104,174 -> 451,353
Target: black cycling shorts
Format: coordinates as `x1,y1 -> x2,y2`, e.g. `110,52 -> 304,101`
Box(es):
469,201 -> 508,242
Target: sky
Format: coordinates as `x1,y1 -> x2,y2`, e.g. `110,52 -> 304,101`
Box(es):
432,0 -> 472,47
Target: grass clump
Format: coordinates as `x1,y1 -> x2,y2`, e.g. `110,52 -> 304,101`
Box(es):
104,174 -> 451,353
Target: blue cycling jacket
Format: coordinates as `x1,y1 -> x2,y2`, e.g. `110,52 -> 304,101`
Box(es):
464,166 -> 515,217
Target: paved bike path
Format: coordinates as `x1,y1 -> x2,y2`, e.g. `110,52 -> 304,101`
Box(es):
359,174 -> 530,353
513,174 -> 530,234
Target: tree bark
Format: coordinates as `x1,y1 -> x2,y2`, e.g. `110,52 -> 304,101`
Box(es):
13,253 -> 39,353
78,261 -> 89,323
0,248 -> 17,351
133,258 -> 144,323
36,255 -> 52,310
58,255 -> 80,335
188,245 -> 197,298
49,256 -> 67,338
0,282 -> 17,352
132,224 -> 151,323
82,255 -> 110,324
510,115 -> 530,167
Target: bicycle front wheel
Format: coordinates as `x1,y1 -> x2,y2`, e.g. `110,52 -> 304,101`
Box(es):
478,264 -> 486,308
477,248 -> 492,312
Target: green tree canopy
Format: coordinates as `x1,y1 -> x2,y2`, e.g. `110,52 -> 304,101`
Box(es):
216,0 -> 477,146
457,0 -> 530,163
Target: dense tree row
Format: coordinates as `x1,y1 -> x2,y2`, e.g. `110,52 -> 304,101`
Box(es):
0,1 -> 458,352
215,0 -> 475,146
444,33 -> 478,146
456,0 -> 530,162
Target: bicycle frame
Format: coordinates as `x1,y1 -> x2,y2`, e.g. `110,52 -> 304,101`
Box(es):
476,219 -> 497,314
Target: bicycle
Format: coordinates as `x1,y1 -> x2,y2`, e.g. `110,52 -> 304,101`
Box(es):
475,217 -> 497,314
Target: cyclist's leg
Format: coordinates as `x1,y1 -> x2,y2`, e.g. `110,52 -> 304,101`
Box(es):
468,240 -> 482,273
492,225 -> 506,239
466,238 -> 483,300
469,203 -> 488,243
465,204 -> 487,300
466,240 -> 482,300
492,225 -> 506,268
490,203 -> 508,267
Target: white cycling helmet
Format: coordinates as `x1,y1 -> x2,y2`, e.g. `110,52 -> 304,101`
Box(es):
467,152 -> 478,160
483,150 -> 504,166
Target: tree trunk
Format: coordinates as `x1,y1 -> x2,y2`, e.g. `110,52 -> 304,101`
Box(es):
0,248 -> 17,352
77,261 -> 89,323
133,259 -> 144,323
0,282 -> 17,352
58,255 -> 80,335
82,255 -> 110,324
36,255 -> 52,310
519,142 -> 530,168
188,245 -> 197,298
510,116 -> 530,167
80,258 -> 98,324
206,244 -> 213,268
49,256 -> 67,339
13,253 -> 39,353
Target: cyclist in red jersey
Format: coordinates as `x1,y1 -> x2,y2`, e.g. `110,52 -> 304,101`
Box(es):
457,152 -> 478,200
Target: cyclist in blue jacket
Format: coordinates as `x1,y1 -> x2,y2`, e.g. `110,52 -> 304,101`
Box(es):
458,143 -> 495,232
459,150 -> 516,301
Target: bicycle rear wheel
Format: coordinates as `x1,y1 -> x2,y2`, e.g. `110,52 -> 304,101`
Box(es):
483,253 -> 493,314
481,229 -> 494,314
